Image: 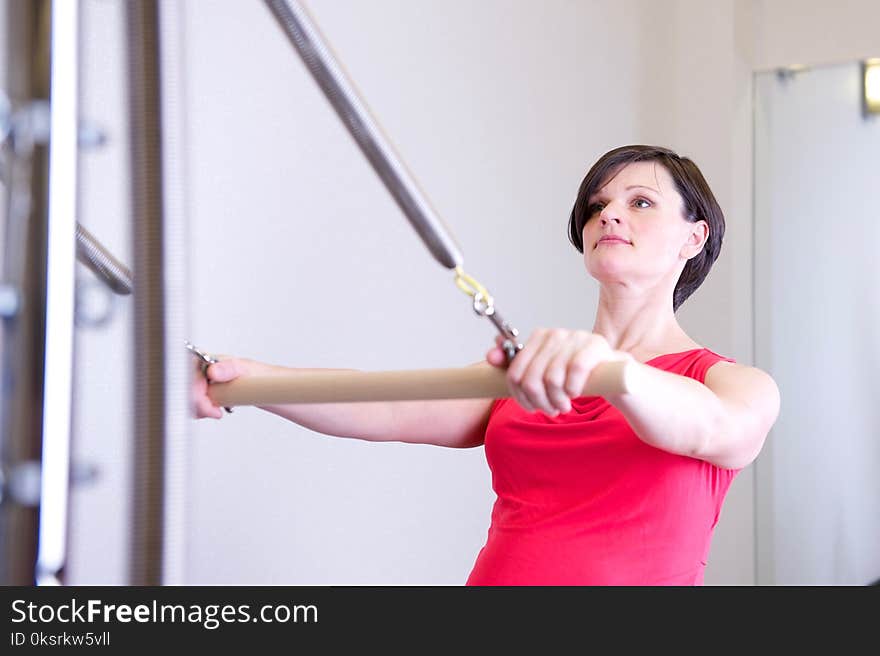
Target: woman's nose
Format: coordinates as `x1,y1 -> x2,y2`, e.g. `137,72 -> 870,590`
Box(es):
599,202 -> 622,225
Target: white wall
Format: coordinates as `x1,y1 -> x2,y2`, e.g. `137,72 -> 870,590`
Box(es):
752,0 -> 880,71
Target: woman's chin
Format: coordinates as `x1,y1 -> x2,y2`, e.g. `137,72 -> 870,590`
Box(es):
586,259 -> 629,283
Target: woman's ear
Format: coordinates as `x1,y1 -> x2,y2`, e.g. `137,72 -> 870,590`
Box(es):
681,220 -> 709,259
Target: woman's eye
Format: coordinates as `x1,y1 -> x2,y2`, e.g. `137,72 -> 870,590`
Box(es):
633,198 -> 651,209
588,203 -> 604,215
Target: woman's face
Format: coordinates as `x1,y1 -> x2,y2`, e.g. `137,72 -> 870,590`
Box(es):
582,161 -> 707,290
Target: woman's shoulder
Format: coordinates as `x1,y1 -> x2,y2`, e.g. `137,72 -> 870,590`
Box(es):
645,346 -> 735,383
702,355 -> 779,396
675,348 -> 779,407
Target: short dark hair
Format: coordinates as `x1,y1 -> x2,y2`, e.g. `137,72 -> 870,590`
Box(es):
567,145 -> 725,312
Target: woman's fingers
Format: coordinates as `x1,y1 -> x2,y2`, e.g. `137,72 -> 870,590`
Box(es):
485,345 -> 508,368
526,332 -> 581,415
190,372 -> 223,419
508,329 -> 560,415
563,334 -> 609,399
205,358 -> 253,383
199,397 -> 223,420
502,330 -> 616,416
545,342 -> 578,414
205,360 -> 231,383
191,356 -> 252,420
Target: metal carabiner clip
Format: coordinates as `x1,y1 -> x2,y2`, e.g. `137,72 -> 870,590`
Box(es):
472,292 -> 523,362
453,266 -> 523,362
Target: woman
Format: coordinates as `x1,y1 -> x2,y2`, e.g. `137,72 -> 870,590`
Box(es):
193,145 -> 780,585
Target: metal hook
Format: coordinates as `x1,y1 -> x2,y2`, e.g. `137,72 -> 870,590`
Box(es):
472,292 -> 523,362
453,267 -> 523,361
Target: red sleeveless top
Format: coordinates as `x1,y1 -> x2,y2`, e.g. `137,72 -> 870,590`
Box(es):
467,348 -> 738,586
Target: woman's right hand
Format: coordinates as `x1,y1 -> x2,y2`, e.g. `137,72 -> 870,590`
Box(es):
190,356 -> 269,419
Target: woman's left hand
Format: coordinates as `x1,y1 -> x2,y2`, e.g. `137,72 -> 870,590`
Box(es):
485,328 -> 630,416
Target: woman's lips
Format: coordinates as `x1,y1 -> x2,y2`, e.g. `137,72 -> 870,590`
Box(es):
596,237 -> 632,247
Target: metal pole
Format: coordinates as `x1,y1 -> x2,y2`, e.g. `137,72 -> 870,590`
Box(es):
0,0 -> 52,586
35,0 -> 79,587
75,223 -> 133,295
261,0 -> 523,359
262,0 -> 463,270
126,0 -> 189,586
126,0 -> 165,586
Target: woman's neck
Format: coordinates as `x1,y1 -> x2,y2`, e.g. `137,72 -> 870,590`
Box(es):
591,288 -> 696,360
